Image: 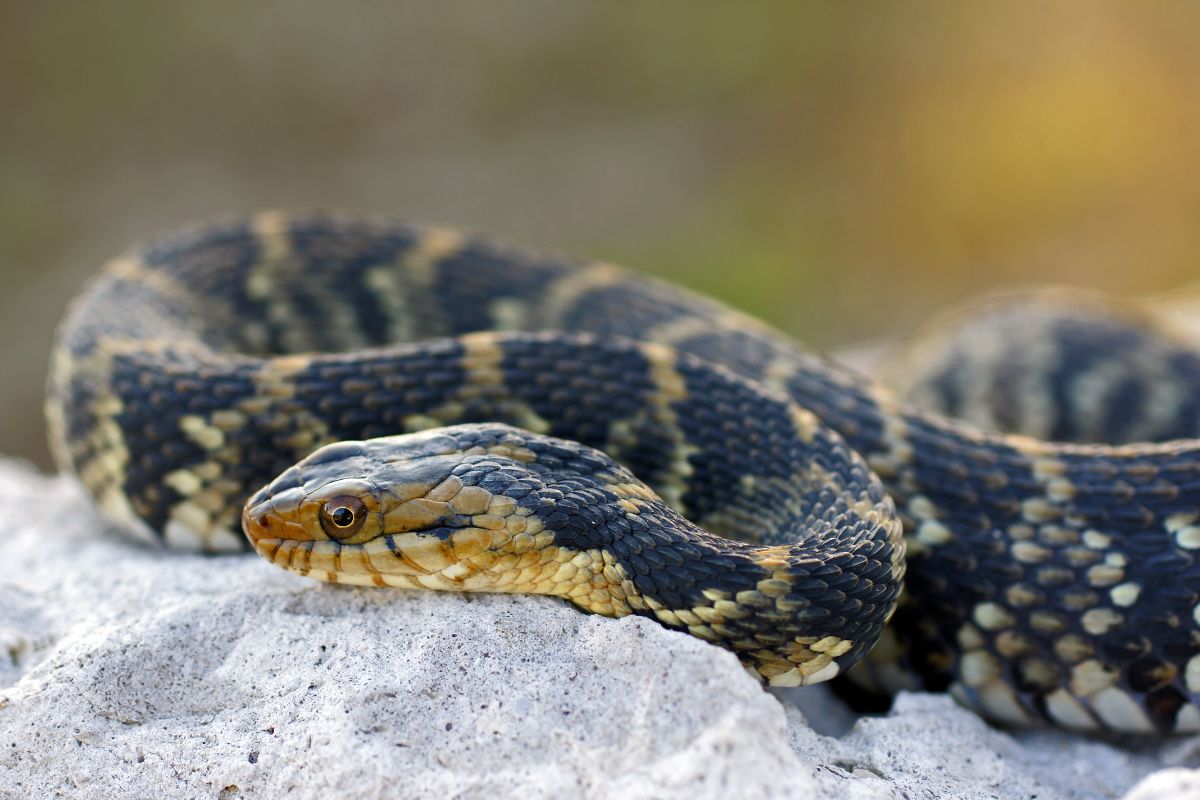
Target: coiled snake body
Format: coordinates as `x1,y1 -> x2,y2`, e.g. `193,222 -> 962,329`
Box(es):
46,211 -> 1200,734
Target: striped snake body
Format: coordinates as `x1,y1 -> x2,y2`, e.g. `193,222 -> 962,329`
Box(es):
46,212 -> 1200,734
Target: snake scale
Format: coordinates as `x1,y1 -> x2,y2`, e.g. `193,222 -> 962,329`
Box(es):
45,211 -> 1200,735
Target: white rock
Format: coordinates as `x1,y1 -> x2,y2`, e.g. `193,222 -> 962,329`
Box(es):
0,459 -> 1191,799
1124,768 -> 1200,800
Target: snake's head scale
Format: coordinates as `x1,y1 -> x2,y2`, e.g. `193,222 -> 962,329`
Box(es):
242,425 -> 558,591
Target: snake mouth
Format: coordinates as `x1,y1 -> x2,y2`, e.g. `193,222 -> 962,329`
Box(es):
241,482 -> 496,588
241,522 -> 501,592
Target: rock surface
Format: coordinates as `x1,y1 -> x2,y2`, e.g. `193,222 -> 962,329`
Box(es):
0,459 -> 1197,799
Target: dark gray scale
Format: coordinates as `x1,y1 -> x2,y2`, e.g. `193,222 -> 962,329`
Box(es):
671,356 -> 829,542
892,291 -> 1200,444
493,335 -> 677,475
883,418 -> 1044,691
276,339 -> 471,442
59,274 -> 209,357
657,329 -> 782,384
285,214 -> 444,347
111,351 -> 261,533
260,216 -> 420,353
139,217 -> 262,298
553,279 -> 713,339
654,326 -> 896,493
129,216 -> 368,356
428,240 -> 577,335
779,362 -> 891,458
1031,315 -> 1196,442
137,218 -> 281,353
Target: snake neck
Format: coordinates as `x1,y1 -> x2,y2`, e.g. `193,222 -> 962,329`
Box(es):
507,471 -> 900,687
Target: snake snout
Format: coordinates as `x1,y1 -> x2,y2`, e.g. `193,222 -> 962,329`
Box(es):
242,500 -> 271,543
241,493 -> 302,551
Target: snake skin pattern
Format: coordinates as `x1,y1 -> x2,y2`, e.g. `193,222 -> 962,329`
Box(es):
889,288 -> 1200,444
45,211 -> 1200,734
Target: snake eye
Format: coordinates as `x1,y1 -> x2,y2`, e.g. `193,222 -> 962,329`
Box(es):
319,495 -> 368,539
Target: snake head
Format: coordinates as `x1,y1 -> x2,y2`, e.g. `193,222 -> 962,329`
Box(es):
241,425 -> 558,592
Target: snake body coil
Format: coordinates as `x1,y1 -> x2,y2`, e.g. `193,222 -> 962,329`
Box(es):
46,211 -> 1200,734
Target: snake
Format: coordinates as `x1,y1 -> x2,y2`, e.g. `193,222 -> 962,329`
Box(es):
44,211 -> 1200,735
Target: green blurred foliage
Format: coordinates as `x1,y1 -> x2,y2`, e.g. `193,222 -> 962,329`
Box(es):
3,1 -> 1200,467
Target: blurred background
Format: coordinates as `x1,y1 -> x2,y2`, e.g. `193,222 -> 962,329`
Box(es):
4,2 -> 1200,469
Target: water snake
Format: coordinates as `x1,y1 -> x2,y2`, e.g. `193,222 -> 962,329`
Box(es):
45,211 -> 1200,734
